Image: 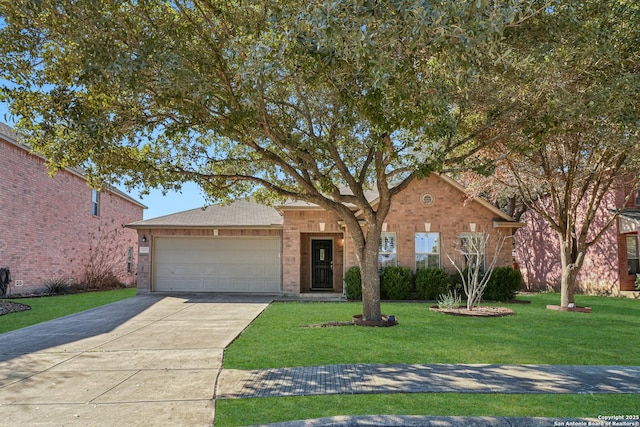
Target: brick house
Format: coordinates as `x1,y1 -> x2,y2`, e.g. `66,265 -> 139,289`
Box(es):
129,174 -> 523,295
0,122 -> 145,295
515,186 -> 640,296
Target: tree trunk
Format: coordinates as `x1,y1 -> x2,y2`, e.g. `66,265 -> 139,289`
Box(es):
560,267 -> 578,307
558,233 -> 581,307
360,233 -> 382,321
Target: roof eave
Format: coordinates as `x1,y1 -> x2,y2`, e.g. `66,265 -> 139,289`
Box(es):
125,223 -> 283,230
493,220 -> 527,229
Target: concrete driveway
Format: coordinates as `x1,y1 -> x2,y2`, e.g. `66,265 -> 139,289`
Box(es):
0,293 -> 273,426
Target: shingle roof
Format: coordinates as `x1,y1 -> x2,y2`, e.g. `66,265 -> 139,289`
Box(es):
278,189 -> 380,210
0,122 -> 18,143
127,199 -> 283,228
620,209 -> 640,225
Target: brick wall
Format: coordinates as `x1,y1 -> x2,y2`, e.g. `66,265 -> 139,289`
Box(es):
369,175 -> 514,275
281,209 -> 343,294
0,138 -> 144,294
283,175 -> 517,293
515,190 -> 622,294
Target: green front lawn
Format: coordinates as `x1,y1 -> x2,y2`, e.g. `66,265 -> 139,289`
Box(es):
225,293 -> 640,368
216,394 -> 640,427
218,293 -> 640,426
0,288 -> 137,334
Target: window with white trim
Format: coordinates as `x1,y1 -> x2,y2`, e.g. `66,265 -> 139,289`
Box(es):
378,232 -> 397,269
91,189 -> 100,216
626,235 -> 639,275
415,232 -> 440,269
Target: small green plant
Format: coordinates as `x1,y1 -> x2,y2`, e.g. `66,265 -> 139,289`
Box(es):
344,266 -> 362,300
635,274 -> 640,291
415,267 -> 450,300
438,290 -> 461,309
44,278 -> 79,295
380,266 -> 413,300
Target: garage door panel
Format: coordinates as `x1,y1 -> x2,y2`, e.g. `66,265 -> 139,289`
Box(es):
153,237 -> 281,293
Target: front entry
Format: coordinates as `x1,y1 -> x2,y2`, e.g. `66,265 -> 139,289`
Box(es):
311,239 -> 333,289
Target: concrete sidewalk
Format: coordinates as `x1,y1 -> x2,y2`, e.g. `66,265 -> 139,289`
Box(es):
217,363 -> 640,399
0,293 -> 273,427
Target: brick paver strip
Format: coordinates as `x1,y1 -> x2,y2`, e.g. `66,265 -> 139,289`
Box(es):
217,363 -> 640,399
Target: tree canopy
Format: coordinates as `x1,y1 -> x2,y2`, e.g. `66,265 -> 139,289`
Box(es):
460,0 -> 640,306
1,0 -> 600,317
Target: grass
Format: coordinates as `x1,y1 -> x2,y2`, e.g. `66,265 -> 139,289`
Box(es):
218,293 -> 640,426
216,394 -> 640,426
224,293 -> 640,368
0,288 -> 137,334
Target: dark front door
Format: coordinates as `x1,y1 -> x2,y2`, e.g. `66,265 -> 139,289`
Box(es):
311,240 -> 333,289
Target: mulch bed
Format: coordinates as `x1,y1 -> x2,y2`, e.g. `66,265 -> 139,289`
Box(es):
304,314 -> 399,328
352,314 -> 398,327
0,300 -> 31,316
305,321 -> 354,328
430,306 -> 515,317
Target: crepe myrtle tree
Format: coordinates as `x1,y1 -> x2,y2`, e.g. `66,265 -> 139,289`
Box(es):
0,0 -> 550,321
445,231 -> 507,310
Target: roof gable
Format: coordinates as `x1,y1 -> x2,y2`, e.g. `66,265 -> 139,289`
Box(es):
278,174 -> 518,222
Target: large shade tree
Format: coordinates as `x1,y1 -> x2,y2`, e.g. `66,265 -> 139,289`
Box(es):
462,0 -> 640,307
0,0 -> 550,320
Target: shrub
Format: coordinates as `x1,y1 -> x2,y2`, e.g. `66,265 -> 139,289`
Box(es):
484,267 -> 523,302
81,269 -> 126,290
80,227 -> 129,290
380,266 -> 413,300
344,266 -> 362,300
415,267 -> 450,300
438,290 -> 462,309
44,278 -> 79,295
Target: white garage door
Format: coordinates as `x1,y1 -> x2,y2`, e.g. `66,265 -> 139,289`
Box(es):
153,237 -> 281,293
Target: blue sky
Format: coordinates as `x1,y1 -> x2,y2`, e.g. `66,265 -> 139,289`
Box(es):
124,181 -> 209,220
1,104 -> 209,220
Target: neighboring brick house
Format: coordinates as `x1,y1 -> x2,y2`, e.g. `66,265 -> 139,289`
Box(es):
129,174 -> 523,295
0,122 -> 145,295
515,186 -> 640,295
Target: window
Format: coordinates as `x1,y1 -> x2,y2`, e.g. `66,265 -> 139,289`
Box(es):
378,232 -> 397,269
461,232 -> 485,273
626,235 -> 639,275
127,247 -> 133,273
415,232 -> 440,269
91,189 -> 100,216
